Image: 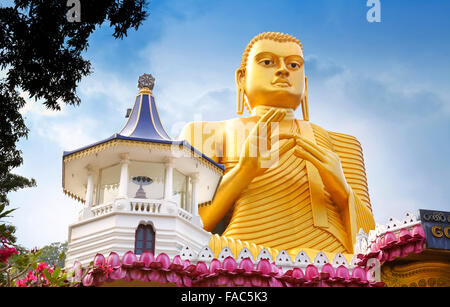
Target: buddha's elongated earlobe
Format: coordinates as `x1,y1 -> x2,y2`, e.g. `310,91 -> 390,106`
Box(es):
236,68 -> 249,115
301,76 -> 310,121
237,87 -> 245,115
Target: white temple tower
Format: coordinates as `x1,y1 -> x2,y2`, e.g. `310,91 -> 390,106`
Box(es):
63,74 -> 223,269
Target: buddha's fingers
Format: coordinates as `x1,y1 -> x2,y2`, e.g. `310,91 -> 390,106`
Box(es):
267,133 -> 295,150
261,138 -> 296,166
259,111 -> 285,149
278,138 -> 296,156
295,138 -> 326,162
260,110 -> 285,136
245,109 -> 281,158
297,134 -> 327,155
255,108 -> 276,130
275,133 -> 297,141
293,146 -> 323,170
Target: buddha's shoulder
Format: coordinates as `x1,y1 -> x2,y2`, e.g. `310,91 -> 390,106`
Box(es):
309,122 -> 362,148
179,119 -> 228,141
180,120 -> 225,132
182,117 -> 258,131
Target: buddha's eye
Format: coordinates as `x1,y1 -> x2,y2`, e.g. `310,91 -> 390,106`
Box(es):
288,62 -> 300,69
260,59 -> 273,66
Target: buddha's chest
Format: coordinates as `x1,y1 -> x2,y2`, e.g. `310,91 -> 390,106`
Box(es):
221,119 -> 301,163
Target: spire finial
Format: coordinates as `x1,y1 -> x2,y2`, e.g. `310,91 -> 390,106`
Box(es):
138,73 -> 155,91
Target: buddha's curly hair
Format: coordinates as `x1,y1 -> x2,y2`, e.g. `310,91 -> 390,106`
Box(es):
240,32 -> 303,69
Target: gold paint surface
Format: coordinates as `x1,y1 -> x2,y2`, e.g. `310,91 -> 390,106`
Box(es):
382,260 -> 450,287
183,32 -> 375,257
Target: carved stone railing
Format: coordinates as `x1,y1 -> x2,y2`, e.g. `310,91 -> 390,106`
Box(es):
177,207 -> 193,222
129,199 -> 162,214
90,199 -> 197,222
91,203 -> 114,217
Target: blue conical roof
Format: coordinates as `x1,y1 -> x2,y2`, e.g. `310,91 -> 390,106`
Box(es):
118,90 -> 171,141
62,74 -> 224,172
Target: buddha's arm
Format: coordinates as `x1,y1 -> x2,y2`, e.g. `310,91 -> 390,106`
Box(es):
292,130 -> 375,251
179,121 -> 226,230
326,131 -> 375,232
327,131 -> 375,250
180,109 -> 291,231
180,120 -> 255,231
201,162 -> 255,231
292,135 -> 351,212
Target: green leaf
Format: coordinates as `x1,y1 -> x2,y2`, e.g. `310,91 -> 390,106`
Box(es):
0,208 -> 17,218
52,267 -> 61,279
43,269 -> 52,282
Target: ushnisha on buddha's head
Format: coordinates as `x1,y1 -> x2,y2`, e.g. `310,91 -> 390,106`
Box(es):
236,32 -> 309,120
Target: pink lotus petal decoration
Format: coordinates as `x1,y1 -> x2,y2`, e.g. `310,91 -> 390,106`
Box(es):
93,253 -> 106,267
304,264 -> 320,281
222,256 -> 237,273
335,265 -> 350,281
320,263 -> 335,279
122,251 -> 137,267
139,250 -> 155,268
383,232 -> 397,248
79,246 -> 396,287
255,259 -> 272,277
239,258 -> 254,273
107,252 -> 121,269
209,258 -> 222,274
155,253 -> 171,270
412,224 -> 425,239
351,266 -> 367,282
82,273 -> 94,287
398,229 -> 412,242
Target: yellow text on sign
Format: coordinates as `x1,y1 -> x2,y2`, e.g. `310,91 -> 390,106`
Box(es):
431,226 -> 450,239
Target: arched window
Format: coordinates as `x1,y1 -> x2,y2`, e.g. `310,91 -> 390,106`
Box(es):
135,224 -> 155,255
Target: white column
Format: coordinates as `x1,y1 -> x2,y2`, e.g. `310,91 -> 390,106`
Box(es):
85,169 -> 94,207
164,158 -> 174,201
118,153 -> 130,199
190,173 -> 202,227
80,166 -> 95,220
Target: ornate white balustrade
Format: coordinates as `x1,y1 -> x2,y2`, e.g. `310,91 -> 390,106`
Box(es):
88,199 -> 197,223
129,200 -> 162,214
177,207 -> 193,222
91,203 -> 114,217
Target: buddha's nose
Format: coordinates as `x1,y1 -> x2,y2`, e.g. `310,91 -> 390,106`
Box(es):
275,64 -> 289,78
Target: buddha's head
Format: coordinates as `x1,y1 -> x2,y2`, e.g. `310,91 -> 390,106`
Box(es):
236,32 -> 309,120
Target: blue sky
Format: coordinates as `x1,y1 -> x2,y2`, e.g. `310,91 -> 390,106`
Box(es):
6,0 -> 450,248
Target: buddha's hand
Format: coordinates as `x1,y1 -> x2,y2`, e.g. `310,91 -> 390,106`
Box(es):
237,108 -> 295,179
292,135 -> 351,209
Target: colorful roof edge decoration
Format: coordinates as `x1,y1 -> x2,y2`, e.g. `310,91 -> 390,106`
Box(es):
62,72 -> 224,172
62,135 -> 225,173
71,211 -> 434,287
74,251 -> 384,288
355,211 -> 427,267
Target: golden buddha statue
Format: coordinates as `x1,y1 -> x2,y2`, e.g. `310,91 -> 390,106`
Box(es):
181,32 -> 375,258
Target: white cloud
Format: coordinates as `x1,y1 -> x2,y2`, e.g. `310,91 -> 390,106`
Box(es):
19,91 -> 66,117
77,70 -> 136,113
306,56 -> 450,223
35,118 -> 98,151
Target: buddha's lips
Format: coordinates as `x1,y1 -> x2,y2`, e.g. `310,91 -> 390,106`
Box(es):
272,79 -> 291,87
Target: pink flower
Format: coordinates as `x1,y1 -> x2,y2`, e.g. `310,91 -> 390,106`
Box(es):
36,262 -> 48,272
0,247 -> 18,263
24,271 -> 37,283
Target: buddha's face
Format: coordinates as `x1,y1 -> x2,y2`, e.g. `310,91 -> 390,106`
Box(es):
238,39 -> 305,110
